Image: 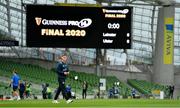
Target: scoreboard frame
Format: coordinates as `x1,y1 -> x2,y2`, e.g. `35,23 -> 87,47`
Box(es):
26,4 -> 132,49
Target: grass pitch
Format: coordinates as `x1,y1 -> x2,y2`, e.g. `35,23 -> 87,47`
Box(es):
0,99 -> 180,108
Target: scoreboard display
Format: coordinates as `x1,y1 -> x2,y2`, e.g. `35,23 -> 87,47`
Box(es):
26,5 -> 132,48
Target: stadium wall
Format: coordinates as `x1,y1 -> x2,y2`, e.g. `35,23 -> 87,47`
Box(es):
106,69 -> 151,82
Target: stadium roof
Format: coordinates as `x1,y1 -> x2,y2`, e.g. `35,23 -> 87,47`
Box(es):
96,0 -> 176,5
140,0 -> 175,4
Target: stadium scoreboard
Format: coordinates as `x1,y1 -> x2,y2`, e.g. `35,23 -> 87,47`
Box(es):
26,5 -> 132,48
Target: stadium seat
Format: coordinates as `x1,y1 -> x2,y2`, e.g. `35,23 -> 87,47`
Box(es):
127,79 -> 168,97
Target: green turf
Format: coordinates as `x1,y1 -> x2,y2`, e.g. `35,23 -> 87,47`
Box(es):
0,99 -> 180,108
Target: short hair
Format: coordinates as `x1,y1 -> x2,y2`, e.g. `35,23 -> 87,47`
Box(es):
13,69 -> 17,74
58,54 -> 67,59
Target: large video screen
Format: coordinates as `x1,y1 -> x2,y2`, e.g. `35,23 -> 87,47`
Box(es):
26,5 -> 132,48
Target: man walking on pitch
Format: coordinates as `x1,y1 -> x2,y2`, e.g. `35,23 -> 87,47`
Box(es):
53,54 -> 73,104
10,69 -> 20,100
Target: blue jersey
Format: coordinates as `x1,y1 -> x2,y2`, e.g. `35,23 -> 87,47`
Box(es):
11,74 -> 20,86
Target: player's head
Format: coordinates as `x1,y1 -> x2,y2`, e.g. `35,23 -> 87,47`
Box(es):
12,69 -> 17,75
59,54 -> 68,63
46,83 -> 49,87
20,80 -> 24,84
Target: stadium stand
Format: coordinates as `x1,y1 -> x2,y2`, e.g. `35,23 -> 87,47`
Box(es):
0,82 -> 12,99
0,60 -> 132,96
127,79 -> 169,97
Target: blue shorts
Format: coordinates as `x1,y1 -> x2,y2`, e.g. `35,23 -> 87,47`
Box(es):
13,86 -> 18,91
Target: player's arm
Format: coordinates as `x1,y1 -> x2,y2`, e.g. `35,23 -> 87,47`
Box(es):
57,62 -> 69,75
18,76 -> 21,89
64,66 -> 69,75
18,79 -> 21,89
56,62 -> 64,75
64,69 -> 69,75
64,72 -> 69,75
64,70 -> 69,75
